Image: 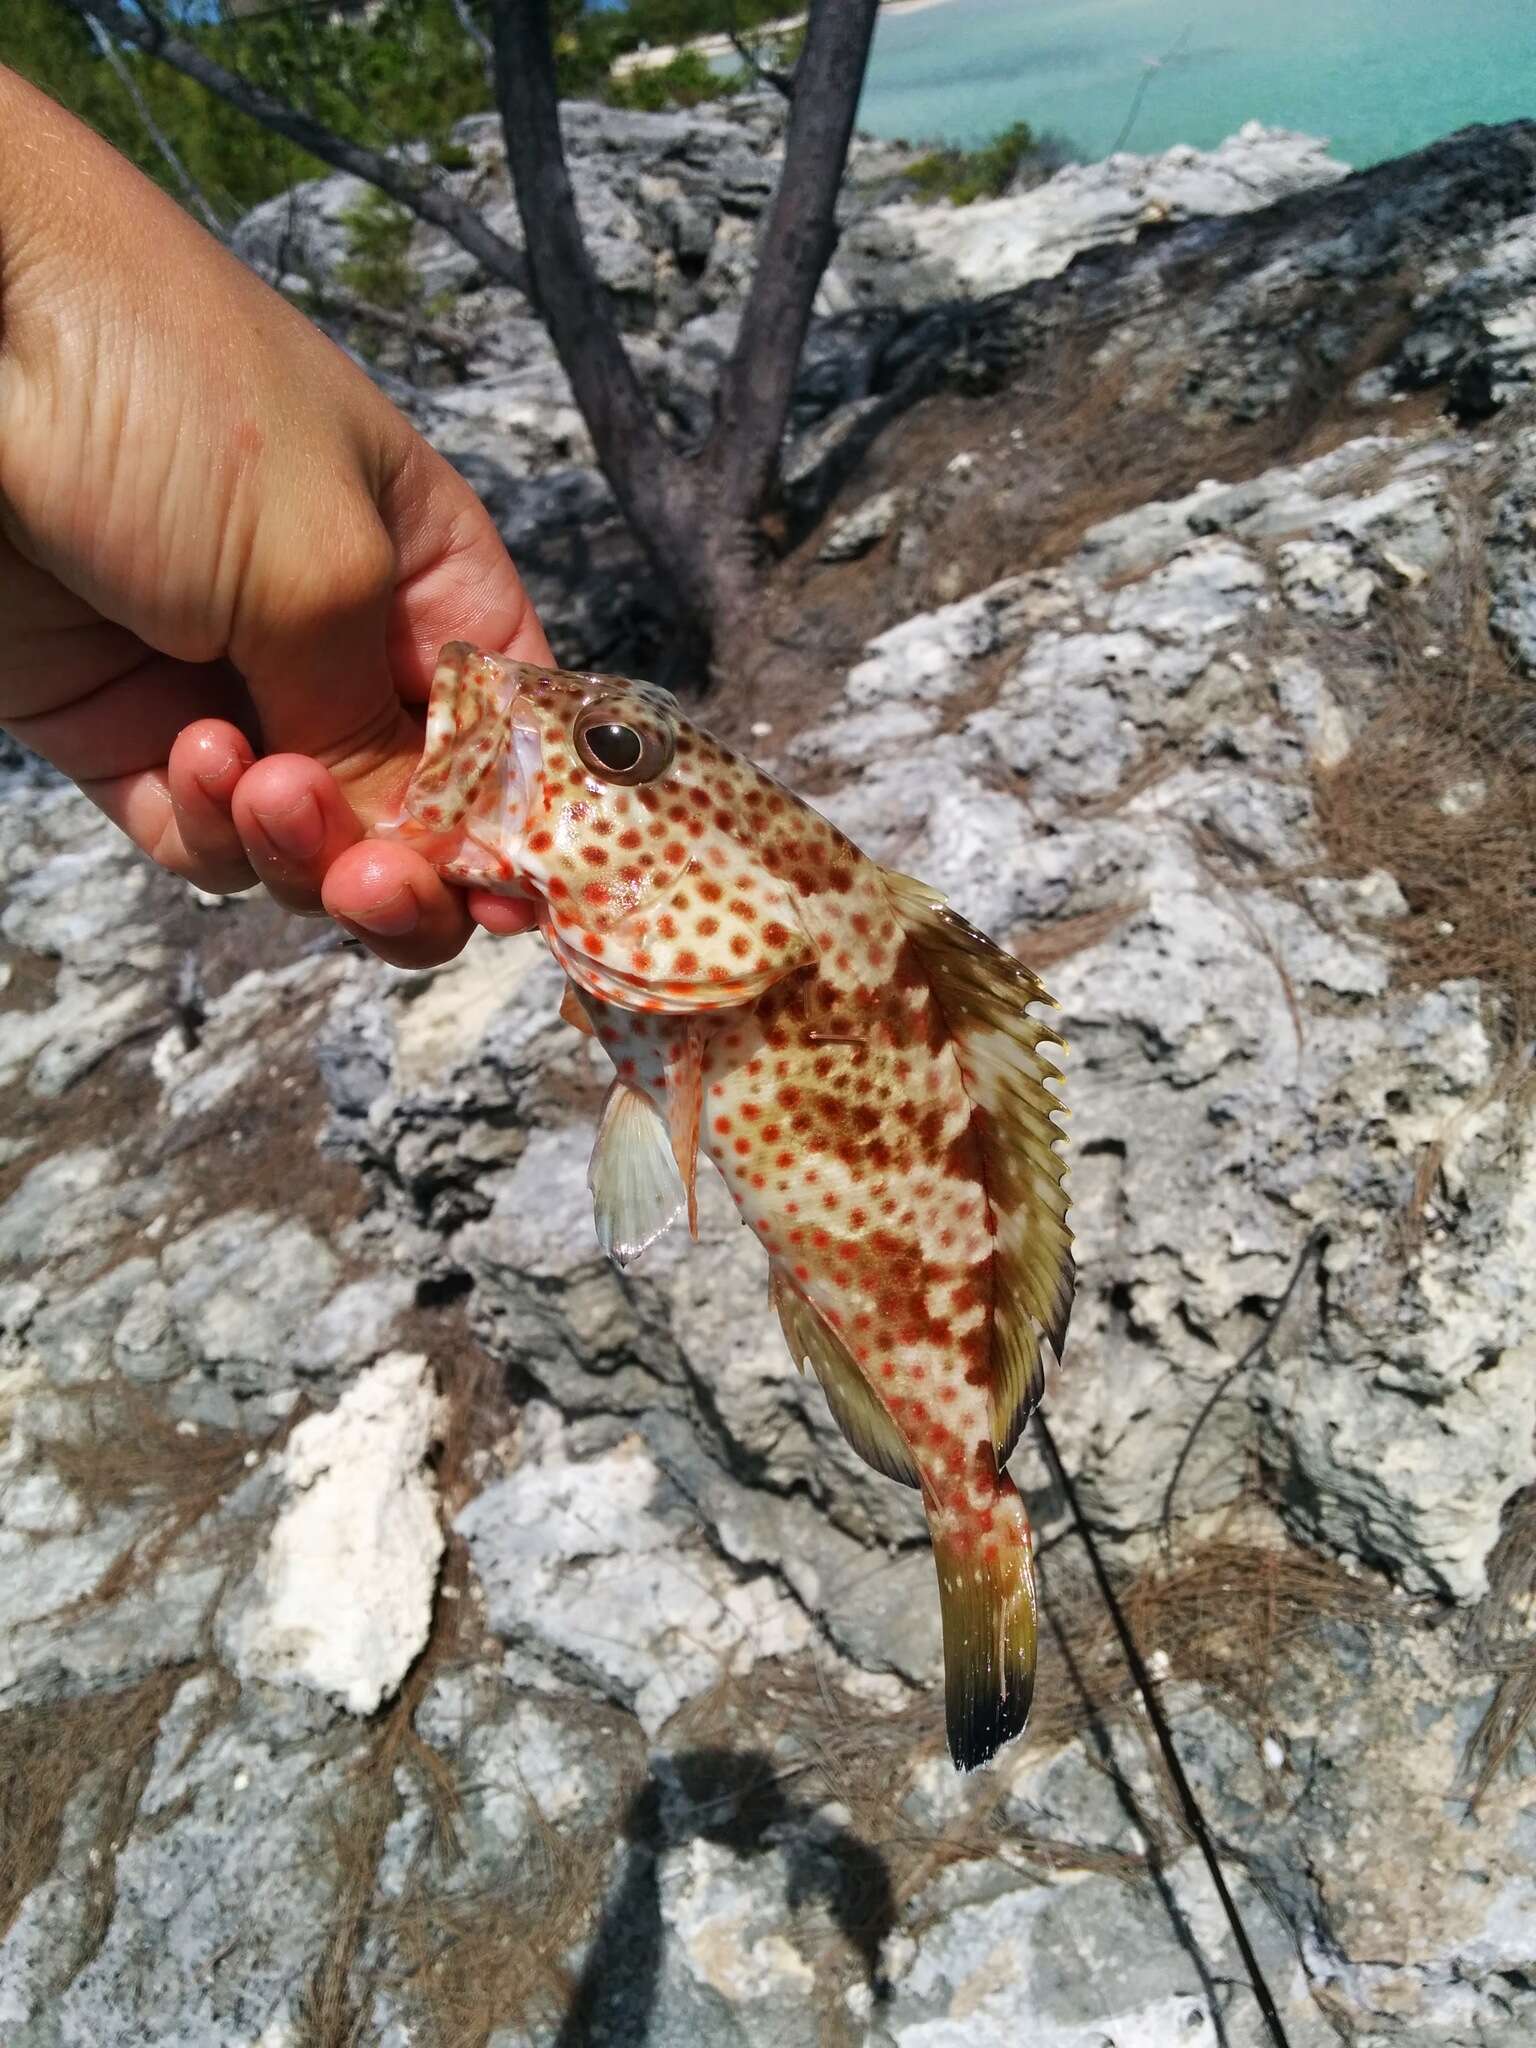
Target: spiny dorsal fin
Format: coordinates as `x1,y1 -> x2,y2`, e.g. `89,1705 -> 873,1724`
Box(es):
770,1267 -> 920,1489
881,868 -> 1074,1465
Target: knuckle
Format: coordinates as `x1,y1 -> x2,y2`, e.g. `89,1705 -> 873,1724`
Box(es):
255,511 -> 396,642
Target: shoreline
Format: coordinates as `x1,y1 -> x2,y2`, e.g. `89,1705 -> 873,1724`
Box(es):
610,0 -> 955,79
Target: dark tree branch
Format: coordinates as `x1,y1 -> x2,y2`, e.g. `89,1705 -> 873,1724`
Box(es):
704,0 -> 880,517
83,11 -> 227,234
62,0 -> 531,297
283,278 -> 477,376
725,32 -> 796,101
449,0 -> 497,92
1035,1414 -> 1294,2048
723,1 -> 798,103
486,0 -> 697,600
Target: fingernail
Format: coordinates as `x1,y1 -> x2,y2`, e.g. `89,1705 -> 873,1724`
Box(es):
348,887 -> 419,938
258,792 -> 324,861
192,748 -> 238,800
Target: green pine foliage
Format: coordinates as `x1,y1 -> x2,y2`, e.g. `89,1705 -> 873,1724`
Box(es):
0,0 -> 496,221
604,48 -> 733,113
906,121 -> 1044,206
0,0 -> 801,223
336,188 -> 420,309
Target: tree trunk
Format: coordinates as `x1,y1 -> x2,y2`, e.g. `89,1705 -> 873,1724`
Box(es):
61,0 -> 883,680
488,0 -> 879,673
701,0 -> 880,522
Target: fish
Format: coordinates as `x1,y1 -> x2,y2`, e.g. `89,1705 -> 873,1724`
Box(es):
379,643 -> 1074,1770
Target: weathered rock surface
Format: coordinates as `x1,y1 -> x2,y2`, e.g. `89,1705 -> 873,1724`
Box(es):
231,101 -> 1351,669
4,97 -> 1536,2048
836,121 -> 1350,311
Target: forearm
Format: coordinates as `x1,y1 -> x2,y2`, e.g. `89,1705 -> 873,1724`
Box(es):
0,63 -> 401,668
0,63 -> 239,404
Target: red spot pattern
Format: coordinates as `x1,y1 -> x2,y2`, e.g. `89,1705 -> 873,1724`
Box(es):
400,645 -> 1025,1572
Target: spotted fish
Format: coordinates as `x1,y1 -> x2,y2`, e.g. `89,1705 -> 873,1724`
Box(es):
381,644 -> 1074,1770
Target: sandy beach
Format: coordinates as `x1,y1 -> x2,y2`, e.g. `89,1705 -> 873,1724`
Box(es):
610,0 -> 955,78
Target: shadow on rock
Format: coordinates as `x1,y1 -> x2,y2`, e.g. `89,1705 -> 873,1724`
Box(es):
555,1746 -> 895,2046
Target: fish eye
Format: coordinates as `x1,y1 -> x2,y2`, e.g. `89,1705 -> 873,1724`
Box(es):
574,705 -> 673,785
583,723 -> 642,773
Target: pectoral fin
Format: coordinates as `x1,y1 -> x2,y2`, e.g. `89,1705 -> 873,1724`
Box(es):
588,1081 -> 687,1267
770,1267 -> 919,1489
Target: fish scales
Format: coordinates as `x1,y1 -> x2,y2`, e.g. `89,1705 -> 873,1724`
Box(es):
379,645 -> 1074,1770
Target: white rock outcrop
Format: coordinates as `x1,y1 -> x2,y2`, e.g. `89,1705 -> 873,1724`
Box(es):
226,1350 -> 445,1714
835,123 -> 1350,310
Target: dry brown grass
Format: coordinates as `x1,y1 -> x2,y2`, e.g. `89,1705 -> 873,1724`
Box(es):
35,1375 -> 303,1609
1296,478 -> 1536,1255
675,1533 -> 1388,1898
718,284 -> 1431,751
1462,1487 -> 1536,1808
300,1507 -> 647,2048
0,1667 -> 188,1970
1313,558 -> 1536,1062
297,1536 -> 478,2048
381,1712 -> 646,2048
294,1427 -> 646,2048
0,1375 -> 292,1973
1014,900 -> 1144,974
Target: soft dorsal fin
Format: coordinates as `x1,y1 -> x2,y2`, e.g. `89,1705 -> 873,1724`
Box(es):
881,868 -> 1074,1464
770,1267 -> 920,1489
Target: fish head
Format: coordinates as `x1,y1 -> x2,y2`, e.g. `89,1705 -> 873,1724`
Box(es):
381,643 -> 818,1011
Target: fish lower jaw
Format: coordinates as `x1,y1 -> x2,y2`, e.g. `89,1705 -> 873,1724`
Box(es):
448,864 -> 535,899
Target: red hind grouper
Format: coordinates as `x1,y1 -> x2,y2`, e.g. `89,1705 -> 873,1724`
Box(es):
380,644 -> 1074,1770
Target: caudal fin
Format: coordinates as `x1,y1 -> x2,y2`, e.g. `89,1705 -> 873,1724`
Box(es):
931,1486 -> 1038,1772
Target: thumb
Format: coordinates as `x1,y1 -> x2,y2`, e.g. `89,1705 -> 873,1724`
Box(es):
381,442 -> 556,696
229,447 -> 554,829
229,483 -> 407,804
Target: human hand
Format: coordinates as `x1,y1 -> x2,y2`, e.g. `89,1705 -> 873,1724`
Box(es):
0,66 -> 542,967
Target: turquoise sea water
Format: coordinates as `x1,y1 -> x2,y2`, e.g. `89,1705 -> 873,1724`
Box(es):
854,0 -> 1536,165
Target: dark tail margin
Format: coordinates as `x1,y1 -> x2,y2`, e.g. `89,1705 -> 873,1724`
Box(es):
932,1509 -> 1037,1771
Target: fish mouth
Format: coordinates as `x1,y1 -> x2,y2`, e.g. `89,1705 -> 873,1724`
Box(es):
496,713 -> 544,876
448,673 -> 542,894
379,646 -> 543,896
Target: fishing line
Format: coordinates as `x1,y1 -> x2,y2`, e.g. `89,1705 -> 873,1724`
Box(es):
1034,1415 -> 1294,2048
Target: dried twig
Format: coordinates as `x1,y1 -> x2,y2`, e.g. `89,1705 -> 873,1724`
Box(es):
83,11 -> 227,233
1036,1414 -> 1295,2048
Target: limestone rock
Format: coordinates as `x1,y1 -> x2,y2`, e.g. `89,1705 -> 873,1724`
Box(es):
459,1406 -> 813,1733
834,123 -> 1350,312
224,1351 -> 446,1715
817,487 -> 905,561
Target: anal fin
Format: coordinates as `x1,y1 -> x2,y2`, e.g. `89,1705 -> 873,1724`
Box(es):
588,1081 -> 686,1268
770,1267 -> 919,1489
